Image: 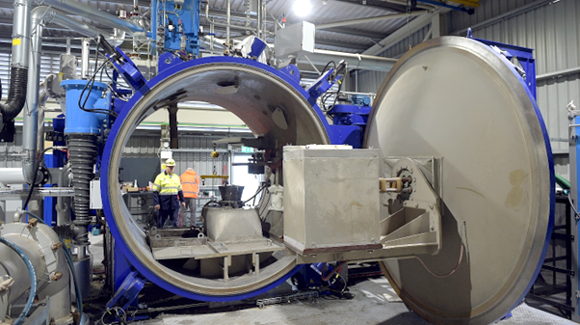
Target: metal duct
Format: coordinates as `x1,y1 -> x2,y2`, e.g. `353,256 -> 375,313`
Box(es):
298,49 -> 398,72
40,0 -> 145,34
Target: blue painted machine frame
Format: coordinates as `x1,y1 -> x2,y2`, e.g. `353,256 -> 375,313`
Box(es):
101,56 -> 363,304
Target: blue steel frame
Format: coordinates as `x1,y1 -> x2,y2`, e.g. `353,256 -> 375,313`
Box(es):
101,56 -> 350,302
43,115 -> 67,226
472,37 -> 537,100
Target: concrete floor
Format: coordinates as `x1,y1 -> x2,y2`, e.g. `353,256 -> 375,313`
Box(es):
127,277 -> 575,325
88,234 -> 575,325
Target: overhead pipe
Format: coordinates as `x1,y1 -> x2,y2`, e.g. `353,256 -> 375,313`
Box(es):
205,2 -> 256,38
39,0 -> 144,34
206,35 -> 397,72
0,168 -> 26,187
297,49 -> 398,72
81,38 -> 90,79
40,8 -> 113,39
0,0 -> 32,129
226,0 -> 231,45
256,0 -> 262,39
22,6 -> 45,184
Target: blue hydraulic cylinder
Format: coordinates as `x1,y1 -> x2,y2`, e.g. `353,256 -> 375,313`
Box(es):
61,80 -> 109,134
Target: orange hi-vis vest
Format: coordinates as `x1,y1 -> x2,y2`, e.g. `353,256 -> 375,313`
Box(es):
180,169 -> 201,198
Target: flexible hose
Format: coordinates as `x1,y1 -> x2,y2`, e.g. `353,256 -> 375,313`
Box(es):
0,67 -> 28,124
555,173 -> 571,190
20,211 -> 83,315
0,236 -> 37,325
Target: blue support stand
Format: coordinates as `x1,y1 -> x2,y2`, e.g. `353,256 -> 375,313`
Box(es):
107,271 -> 147,311
43,115 -> 68,226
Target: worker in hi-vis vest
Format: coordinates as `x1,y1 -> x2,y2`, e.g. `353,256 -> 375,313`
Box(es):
180,167 -> 201,227
152,158 -> 185,228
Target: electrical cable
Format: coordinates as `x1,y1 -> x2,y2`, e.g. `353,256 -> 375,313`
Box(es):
321,61 -> 336,75
413,221 -> 467,278
568,194 -> 580,220
243,183 -> 267,205
0,236 -> 37,325
413,244 -> 465,278
20,211 -> 84,314
78,57 -> 118,117
321,262 -> 347,282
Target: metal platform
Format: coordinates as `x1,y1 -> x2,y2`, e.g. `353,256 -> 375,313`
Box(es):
148,228 -> 284,261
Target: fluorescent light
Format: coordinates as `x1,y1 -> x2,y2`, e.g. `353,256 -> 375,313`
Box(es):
293,0 -> 312,17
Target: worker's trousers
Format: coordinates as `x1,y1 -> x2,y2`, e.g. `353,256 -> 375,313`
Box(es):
158,208 -> 179,228
181,198 -> 197,227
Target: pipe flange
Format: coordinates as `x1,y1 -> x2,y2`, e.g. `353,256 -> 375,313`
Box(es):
35,165 -> 50,186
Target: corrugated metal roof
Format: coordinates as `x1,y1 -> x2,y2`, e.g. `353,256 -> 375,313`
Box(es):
0,0 -> 420,53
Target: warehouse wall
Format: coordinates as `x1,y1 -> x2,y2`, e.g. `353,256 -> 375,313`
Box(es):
0,130 -> 237,184
352,25 -> 431,93
449,0 -> 580,156
354,0 -> 578,178
123,132 -> 231,179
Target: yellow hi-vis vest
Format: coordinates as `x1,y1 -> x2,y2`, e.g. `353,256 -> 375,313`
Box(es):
152,172 -> 183,196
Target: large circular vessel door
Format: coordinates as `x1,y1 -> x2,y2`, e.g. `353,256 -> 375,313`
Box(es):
364,37 -> 554,325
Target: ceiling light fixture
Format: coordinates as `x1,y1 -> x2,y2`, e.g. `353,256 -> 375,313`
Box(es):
293,0 -> 312,17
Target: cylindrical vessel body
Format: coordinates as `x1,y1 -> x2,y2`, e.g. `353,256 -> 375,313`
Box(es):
101,57 -> 334,301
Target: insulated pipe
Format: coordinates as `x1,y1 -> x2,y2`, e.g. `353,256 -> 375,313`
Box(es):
39,0 -> 144,34
41,8 -> 113,39
22,6 -> 44,184
0,0 -> 32,127
81,38 -> 90,79
0,168 -> 26,186
256,0 -> 262,39
298,49 -> 398,72
226,0 -> 231,46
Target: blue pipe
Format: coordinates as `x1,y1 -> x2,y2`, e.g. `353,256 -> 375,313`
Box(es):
0,236 -> 37,325
417,0 -> 474,14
